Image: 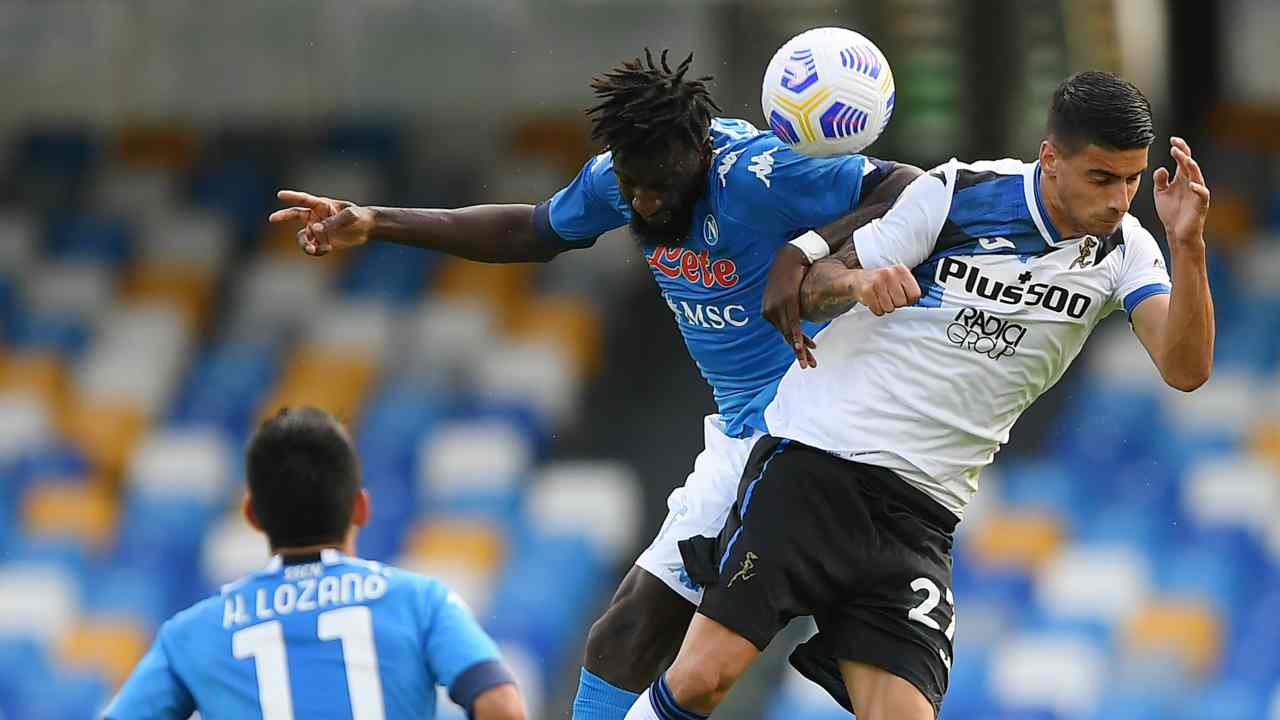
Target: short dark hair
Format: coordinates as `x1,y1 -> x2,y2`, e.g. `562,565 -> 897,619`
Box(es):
586,48 -> 721,159
246,406 -> 360,549
1048,71 -> 1154,154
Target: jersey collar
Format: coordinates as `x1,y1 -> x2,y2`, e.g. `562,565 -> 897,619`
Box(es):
1024,160 -> 1069,248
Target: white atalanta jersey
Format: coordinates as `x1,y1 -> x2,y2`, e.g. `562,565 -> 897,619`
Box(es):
761,158 -> 1172,518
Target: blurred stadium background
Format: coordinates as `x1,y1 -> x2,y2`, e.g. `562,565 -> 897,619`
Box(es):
0,1 -> 1277,718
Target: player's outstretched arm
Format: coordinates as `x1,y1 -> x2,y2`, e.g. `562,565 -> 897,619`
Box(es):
763,163 -> 922,367
270,190 -> 565,263
1131,137 -> 1214,391
471,683 -> 527,720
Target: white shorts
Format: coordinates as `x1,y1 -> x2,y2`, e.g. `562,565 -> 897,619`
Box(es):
635,414 -> 763,604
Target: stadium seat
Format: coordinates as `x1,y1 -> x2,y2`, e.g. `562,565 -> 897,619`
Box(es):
260,347 -> 378,425
200,509 -> 270,589
62,398 -> 149,479
418,418 -> 533,518
0,208 -> 39,274
55,616 -> 150,687
1250,418 -> 1280,469
90,163 -> 177,222
47,214 -> 132,268
1034,545 -> 1152,625
122,262 -> 217,330
1085,320 -> 1168,390
137,205 -> 234,274
394,297 -> 500,385
475,338 -> 578,426
22,483 -> 116,550
0,352 -> 70,426
292,159 -> 385,207
341,242 -> 435,305
967,510 -> 1066,572
304,298 -> 395,365
321,121 -> 405,170
168,342 -> 279,441
112,123 -> 199,170
526,460 -> 642,564
509,295 -> 603,378
1162,370 -> 1262,442
1123,599 -> 1222,678
433,259 -> 535,322
0,566 -> 80,645
1182,454 -> 1280,536
80,564 -> 171,631
126,426 -> 233,505
398,520 -> 507,616
226,255 -> 333,346
190,157 -> 273,242
76,302 -> 192,415
24,260 -> 117,324
989,632 -> 1107,717
0,392 -> 56,466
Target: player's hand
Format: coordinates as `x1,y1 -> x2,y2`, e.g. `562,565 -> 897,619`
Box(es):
1153,137 -> 1210,250
855,264 -> 920,316
269,190 -> 376,256
763,244 -> 818,368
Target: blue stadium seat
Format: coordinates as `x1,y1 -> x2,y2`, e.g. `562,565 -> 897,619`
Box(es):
81,563 -> 172,631
1156,526 -> 1262,613
341,242 -> 437,305
486,529 -> 605,686
189,158 -> 272,244
1175,678 -> 1271,720
322,121 -> 405,170
168,343 -> 279,441
11,311 -> 92,358
358,381 -> 445,477
46,214 -> 132,267
114,494 -> 218,608
0,634 -> 55,718
2,536 -> 89,580
0,273 -> 18,342
18,667 -> 109,720
996,460 -> 1092,529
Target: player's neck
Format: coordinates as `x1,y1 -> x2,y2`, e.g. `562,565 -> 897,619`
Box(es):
1037,172 -> 1084,240
271,540 -> 353,558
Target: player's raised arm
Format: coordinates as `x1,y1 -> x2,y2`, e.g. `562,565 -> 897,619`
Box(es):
796,166 -> 952,323
1129,136 -> 1214,391
270,191 -> 565,264
762,161 -> 922,368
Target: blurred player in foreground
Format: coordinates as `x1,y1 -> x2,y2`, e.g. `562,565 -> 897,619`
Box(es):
270,49 -> 919,720
103,406 -> 525,720
625,72 -> 1214,720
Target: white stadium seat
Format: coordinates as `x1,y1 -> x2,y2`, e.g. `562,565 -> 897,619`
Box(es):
418,419 -> 534,499
127,427 -> 233,504
227,255 -> 333,343
1085,320 -> 1166,390
76,302 -> 192,413
475,339 -> 578,426
0,392 -> 55,463
91,164 -> 177,222
394,297 -> 500,384
1162,370 -> 1264,439
527,460 -> 642,563
200,509 -> 271,588
1035,545 -> 1152,624
305,298 -> 395,364
1183,454 -> 1280,535
293,160 -> 383,207
0,566 -> 80,644
139,206 -> 234,273
394,554 -> 495,619
25,260 -> 117,322
990,632 -> 1107,716
0,208 -> 39,273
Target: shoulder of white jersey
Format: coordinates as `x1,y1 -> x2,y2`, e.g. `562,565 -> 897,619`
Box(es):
929,157 -> 1028,187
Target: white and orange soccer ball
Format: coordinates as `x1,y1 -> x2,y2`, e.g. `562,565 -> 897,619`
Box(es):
761,27 -> 896,157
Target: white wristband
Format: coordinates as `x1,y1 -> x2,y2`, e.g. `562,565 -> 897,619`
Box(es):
788,230 -> 830,265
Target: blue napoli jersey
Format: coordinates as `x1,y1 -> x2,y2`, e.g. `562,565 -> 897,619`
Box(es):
533,118 -> 872,436
103,550 -> 510,720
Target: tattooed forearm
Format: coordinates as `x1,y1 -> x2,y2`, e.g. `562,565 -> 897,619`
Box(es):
799,243 -> 864,321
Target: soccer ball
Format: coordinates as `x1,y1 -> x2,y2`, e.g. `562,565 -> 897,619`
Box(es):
761,27 -> 895,157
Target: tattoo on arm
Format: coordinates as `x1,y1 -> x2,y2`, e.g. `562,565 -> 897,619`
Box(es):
799,244 -> 863,321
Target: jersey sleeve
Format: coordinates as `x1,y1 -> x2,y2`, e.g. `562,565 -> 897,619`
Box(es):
759,147 -> 869,233
852,164 -> 953,270
534,152 -> 628,249
422,585 -> 513,709
1112,218 -> 1172,316
100,627 -> 195,720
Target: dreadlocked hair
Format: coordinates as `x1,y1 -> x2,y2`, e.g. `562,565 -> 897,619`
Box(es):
587,48 -> 721,158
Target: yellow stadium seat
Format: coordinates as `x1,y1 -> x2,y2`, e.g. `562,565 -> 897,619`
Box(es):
967,511 -> 1066,571
0,351 -> 71,424
434,258 -> 535,322
122,263 -> 215,331
62,399 -> 149,482
258,348 -> 377,426
1249,420 -> 1280,466
57,617 -> 152,688
510,296 -> 602,378
23,483 -> 116,550
1124,599 -> 1223,676
113,124 -> 198,171
404,520 -> 507,575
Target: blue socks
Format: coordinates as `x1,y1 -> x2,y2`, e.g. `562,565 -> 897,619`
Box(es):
572,667 -> 641,720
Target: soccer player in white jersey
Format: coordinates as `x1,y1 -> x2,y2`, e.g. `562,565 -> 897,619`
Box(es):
104,407 -> 526,720
624,72 -> 1214,720
269,50 -> 919,720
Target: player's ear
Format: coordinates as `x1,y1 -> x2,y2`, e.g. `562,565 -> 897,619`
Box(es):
242,493 -> 263,532
1040,139 -> 1058,177
351,489 -> 370,528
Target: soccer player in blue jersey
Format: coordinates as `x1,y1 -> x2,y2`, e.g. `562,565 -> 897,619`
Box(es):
103,407 -> 526,720
269,50 -> 920,720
